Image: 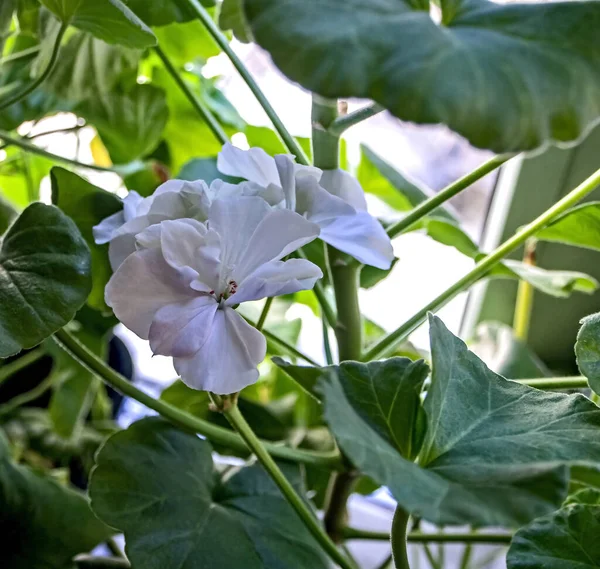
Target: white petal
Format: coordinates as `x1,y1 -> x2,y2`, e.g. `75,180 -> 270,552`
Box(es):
320,211 -> 394,269
274,154 -> 297,210
319,169 -> 368,210
105,248 -> 196,339
122,190 -> 146,219
228,258 -> 323,304
296,176 -> 393,269
93,210 -> 125,244
210,179 -> 284,206
209,196 -> 320,283
108,216 -> 154,270
174,307 -> 266,394
149,296 -> 218,357
217,143 -> 280,187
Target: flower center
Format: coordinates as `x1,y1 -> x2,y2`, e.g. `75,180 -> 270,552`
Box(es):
211,280 -> 238,302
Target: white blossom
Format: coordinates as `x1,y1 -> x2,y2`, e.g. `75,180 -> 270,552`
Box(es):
217,143 -> 394,269
105,196 -> 322,394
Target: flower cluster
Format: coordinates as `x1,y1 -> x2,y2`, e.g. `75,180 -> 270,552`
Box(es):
95,144 -> 393,393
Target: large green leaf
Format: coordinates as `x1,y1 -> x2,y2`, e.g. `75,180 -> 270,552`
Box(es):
90,417 -> 329,569
245,0 -> 600,153
46,32 -> 141,105
219,0 -> 253,43
321,315 -> 600,527
0,431 -> 112,568
469,321 -> 550,380
123,0 -> 214,26
536,202 -> 600,252
576,312 -> 600,396
153,19 -> 221,63
0,203 -> 91,358
507,494 -> 600,568
41,0 -> 156,48
79,84 -> 168,164
50,168 -> 121,311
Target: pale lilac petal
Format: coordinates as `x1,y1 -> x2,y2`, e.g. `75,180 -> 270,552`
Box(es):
210,179 -> 284,205
320,211 -> 394,270
228,258 -> 323,304
274,154 -> 297,210
174,307 -> 266,394
149,296 -> 218,357
319,169 -> 368,210
93,210 -> 125,244
122,190 -> 146,218
108,216 -> 155,270
295,175 -> 355,224
105,248 -> 196,339
217,143 -> 279,187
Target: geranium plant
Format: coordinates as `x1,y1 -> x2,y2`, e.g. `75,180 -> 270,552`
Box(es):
2,0 -> 600,568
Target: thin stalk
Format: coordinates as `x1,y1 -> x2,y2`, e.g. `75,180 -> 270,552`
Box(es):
517,376 -> 588,390
328,103 -> 385,136
75,556 -> 130,569
255,297 -> 274,331
423,544 -> 442,569
459,544 -> 473,569
296,248 -> 337,328
214,396 -> 356,569
183,0 -> 309,165
0,349 -> 45,387
363,164 -> 600,361
153,45 -> 228,145
513,238 -> 537,341
386,154 -> 513,240
0,373 -> 55,417
322,317 -> 334,365
0,45 -> 41,65
342,527 -> 513,544
0,129 -> 122,173
0,23 -> 67,110
106,538 -> 125,558
53,328 -> 342,469
391,506 -> 411,569
324,471 -> 359,542
375,553 -> 394,569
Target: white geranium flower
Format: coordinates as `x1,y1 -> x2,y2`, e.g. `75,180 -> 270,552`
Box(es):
93,178 -> 285,271
217,143 -> 394,269
105,196 -> 322,394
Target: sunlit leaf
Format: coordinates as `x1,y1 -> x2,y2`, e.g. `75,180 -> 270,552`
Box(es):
575,312 -> 600,395
536,202 -> 600,252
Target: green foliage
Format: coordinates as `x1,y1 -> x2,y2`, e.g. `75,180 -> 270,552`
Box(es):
576,312 -> 600,395
537,202 -> 600,252
90,418 -> 329,569
507,491 -> 600,568
50,168 -> 121,311
0,203 -> 91,357
0,430 -> 112,568
245,0 -> 600,152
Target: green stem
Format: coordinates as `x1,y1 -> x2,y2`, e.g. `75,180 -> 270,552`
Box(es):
153,45 -> 229,145
363,164 -> 600,361
0,129 -> 129,174
296,249 -> 337,328
312,97 -> 340,170
391,506 -> 411,569
255,297 -> 273,331
0,372 -> 55,418
0,45 -> 41,66
0,23 -> 67,111
328,103 -> 385,136
459,544 -> 473,569
53,328 -> 342,469
75,556 -> 130,569
214,396 -> 356,569
513,238 -> 537,341
323,470 -> 359,542
0,349 -> 45,387
343,527 -> 512,544
517,376 -> 588,390
386,154 -> 513,240
322,317 -> 334,365
183,0 -> 309,164
374,553 -> 394,569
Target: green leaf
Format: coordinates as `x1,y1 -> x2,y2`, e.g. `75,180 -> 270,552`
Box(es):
358,145 -> 452,217
564,488 -> 600,508
507,499 -> 600,568
360,257 -> 399,289
321,315 -> 600,527
41,0 -> 156,48
50,168 -> 121,311
219,0 -> 253,43
46,32 -> 141,105
271,357 -> 323,400
0,430 -> 112,568
537,202 -> 600,252
245,125 -> 313,163
419,217 -> 479,257
177,157 -> 241,184
78,84 -> 168,164
245,0 -> 600,153
153,19 -> 221,64
0,148 -> 54,209
469,321 -> 551,380
0,203 -> 91,358
123,0 -> 214,25
90,417 -> 329,569
576,312 -> 600,395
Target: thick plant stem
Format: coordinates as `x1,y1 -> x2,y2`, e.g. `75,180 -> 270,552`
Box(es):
53,328 -> 342,469
183,0 -> 309,164
154,46 -> 229,145
212,395 -> 356,569
391,506 -> 411,569
324,470 -> 359,542
513,238 -> 537,341
363,164 -> 600,361
0,23 -> 67,111
343,527 -> 513,543
328,103 -> 385,136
